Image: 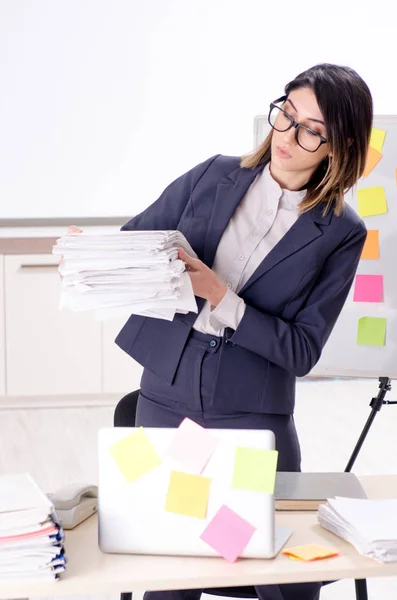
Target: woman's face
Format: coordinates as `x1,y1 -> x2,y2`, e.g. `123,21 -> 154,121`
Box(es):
270,87 -> 330,179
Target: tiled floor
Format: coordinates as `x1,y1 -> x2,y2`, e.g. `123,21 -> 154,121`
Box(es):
0,377 -> 396,599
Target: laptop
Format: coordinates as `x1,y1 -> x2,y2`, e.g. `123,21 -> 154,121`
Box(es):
98,426 -> 292,559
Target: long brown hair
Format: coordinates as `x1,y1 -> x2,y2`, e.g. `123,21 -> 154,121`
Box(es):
241,64 -> 373,216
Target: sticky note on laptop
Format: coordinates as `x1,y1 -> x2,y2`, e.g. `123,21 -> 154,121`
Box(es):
357,186 -> 387,217
109,427 -> 161,483
200,505 -> 256,562
283,544 -> 339,561
165,471 -> 211,519
166,418 -> 218,474
232,447 -> 278,494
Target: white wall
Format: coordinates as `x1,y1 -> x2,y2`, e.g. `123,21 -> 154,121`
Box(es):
0,0 -> 395,219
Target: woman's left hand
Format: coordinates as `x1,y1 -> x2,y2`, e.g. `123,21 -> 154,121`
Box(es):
178,248 -> 227,307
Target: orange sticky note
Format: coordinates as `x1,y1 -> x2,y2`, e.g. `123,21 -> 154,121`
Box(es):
283,544 -> 339,561
361,230 -> 379,260
363,147 -> 382,177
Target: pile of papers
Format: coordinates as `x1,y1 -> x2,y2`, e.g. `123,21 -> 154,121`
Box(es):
0,473 -> 66,581
53,230 -> 198,321
318,496 -> 397,563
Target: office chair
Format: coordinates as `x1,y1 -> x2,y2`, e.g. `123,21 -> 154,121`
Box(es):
115,389 -> 258,600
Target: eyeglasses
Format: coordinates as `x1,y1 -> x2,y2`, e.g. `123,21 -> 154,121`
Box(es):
268,96 -> 327,153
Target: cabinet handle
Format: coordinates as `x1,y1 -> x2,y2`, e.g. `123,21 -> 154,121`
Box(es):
19,263 -> 59,269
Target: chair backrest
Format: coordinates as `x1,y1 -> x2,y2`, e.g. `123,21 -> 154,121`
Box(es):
113,389 -> 139,427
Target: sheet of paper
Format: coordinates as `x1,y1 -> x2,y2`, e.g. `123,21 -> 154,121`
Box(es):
232,447 -> 278,494
283,544 -> 339,561
369,128 -> 386,153
357,317 -> 387,347
363,146 -> 383,177
200,505 -> 256,562
0,474 -> 52,514
357,187 -> 388,217
360,230 -> 379,260
109,427 -> 161,483
353,274 -> 383,303
166,418 -> 219,474
165,471 -> 211,519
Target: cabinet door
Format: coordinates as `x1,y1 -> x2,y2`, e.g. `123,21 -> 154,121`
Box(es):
0,256 -> 5,396
102,317 -> 143,395
5,254 -> 102,396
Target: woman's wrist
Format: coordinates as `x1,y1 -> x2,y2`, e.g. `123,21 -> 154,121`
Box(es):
209,282 -> 228,307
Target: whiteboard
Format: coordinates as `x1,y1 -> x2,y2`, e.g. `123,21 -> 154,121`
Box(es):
254,115 -> 397,379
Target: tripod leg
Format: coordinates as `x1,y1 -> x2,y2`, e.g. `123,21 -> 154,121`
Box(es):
354,578 -> 368,600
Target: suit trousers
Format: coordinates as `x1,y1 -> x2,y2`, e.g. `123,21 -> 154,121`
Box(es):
136,330 -> 321,600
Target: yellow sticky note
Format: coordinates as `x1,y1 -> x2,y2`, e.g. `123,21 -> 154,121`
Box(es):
283,544 -> 339,561
360,230 -> 379,260
357,186 -> 387,217
109,427 -> 161,483
232,447 -> 278,494
363,146 -> 382,177
369,128 -> 386,153
165,471 -> 211,519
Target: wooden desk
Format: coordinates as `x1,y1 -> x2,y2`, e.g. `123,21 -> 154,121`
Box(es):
0,475 -> 396,600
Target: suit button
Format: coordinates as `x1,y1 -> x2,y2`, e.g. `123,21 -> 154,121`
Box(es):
210,339 -> 217,348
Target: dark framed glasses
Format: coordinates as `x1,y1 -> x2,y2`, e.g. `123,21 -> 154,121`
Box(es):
268,96 -> 327,153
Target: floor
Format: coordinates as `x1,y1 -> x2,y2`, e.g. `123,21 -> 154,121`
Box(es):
0,377 -> 396,599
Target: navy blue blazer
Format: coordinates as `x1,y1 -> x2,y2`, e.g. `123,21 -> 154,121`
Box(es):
115,155 -> 366,414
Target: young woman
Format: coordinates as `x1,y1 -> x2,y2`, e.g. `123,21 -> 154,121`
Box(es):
73,63 -> 373,600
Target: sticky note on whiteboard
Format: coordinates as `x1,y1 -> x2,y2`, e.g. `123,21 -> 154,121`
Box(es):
360,230 -> 379,260
353,274 -> 383,303
357,317 -> 387,346
369,128 -> 386,152
357,187 -> 387,217
363,146 -> 382,177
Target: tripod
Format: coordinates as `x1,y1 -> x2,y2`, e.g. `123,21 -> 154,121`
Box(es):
343,377 -> 396,600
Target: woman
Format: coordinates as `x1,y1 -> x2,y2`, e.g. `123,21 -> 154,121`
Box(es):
73,63 -> 372,600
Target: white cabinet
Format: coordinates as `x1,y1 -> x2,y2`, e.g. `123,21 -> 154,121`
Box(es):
0,256 -> 5,396
5,254 -> 102,396
102,317 -> 143,396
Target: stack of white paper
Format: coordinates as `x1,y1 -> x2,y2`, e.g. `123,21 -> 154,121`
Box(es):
318,496 -> 397,562
53,231 -> 198,321
0,473 -> 66,581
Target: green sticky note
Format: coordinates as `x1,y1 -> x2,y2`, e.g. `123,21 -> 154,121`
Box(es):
357,187 -> 388,217
357,317 -> 386,347
109,427 -> 161,483
232,447 -> 278,494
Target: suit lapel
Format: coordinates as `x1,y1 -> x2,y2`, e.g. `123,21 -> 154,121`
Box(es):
203,164 -> 263,267
240,204 -> 333,294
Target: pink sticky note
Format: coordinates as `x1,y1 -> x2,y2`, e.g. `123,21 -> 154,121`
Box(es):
353,274 -> 383,303
166,418 -> 219,474
200,505 -> 256,562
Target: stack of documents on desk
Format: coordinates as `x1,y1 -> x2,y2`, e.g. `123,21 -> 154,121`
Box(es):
318,497 -> 397,562
53,231 -> 198,321
0,473 -> 66,581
